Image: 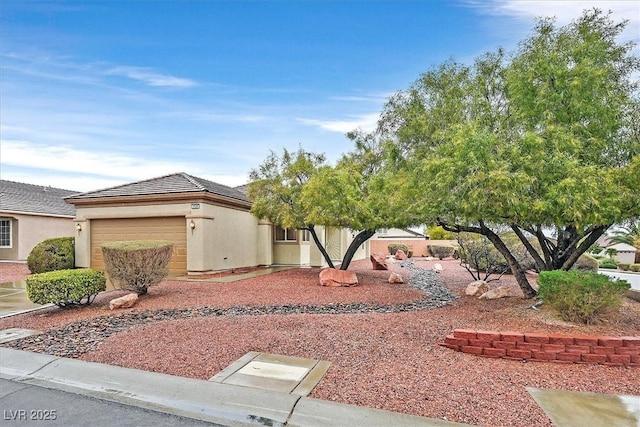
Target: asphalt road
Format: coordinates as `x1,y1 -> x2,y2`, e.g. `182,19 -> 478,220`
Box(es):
0,378 -> 225,427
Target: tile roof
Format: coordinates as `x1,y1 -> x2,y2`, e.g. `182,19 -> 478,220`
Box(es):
0,180 -> 78,217
65,172 -> 250,203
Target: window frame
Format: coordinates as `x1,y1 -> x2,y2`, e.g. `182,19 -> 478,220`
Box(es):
274,225 -> 298,242
0,218 -> 12,248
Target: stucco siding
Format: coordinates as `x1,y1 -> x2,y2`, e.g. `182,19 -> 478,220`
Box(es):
0,213 -> 74,261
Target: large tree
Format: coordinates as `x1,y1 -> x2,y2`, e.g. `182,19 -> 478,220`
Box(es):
374,10 -> 640,297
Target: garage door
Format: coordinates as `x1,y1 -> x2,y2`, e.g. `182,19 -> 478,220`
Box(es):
91,217 -> 187,276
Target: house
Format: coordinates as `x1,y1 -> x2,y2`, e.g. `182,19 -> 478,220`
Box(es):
370,228 -> 430,257
600,243 -> 638,265
65,172 -> 368,276
0,180 -> 78,261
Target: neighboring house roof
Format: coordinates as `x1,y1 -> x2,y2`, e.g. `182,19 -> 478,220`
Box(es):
605,243 -> 637,252
0,180 -> 78,217
375,228 -> 426,239
65,172 -> 250,205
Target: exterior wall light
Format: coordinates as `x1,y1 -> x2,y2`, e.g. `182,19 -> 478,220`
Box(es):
76,223 -> 82,232
189,220 -> 196,230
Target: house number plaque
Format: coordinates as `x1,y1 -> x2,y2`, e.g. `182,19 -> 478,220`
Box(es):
191,203 -> 200,209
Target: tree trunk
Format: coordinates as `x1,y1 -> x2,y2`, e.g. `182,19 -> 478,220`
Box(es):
339,229 -> 376,270
560,225 -> 609,270
306,225 -> 335,269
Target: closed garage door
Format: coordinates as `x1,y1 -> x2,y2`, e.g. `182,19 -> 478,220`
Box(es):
91,217 -> 187,276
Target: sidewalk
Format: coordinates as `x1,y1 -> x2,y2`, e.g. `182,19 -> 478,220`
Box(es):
0,348 -> 467,427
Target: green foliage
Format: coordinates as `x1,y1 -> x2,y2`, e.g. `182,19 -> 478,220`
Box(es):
630,264 -> 640,272
598,259 -> 618,269
571,254 -> 599,272
617,263 -> 630,271
426,225 -> 455,240
588,243 -> 603,254
538,270 -> 630,324
429,244 -> 455,260
387,243 -> 409,255
27,237 -> 75,274
26,269 -> 106,307
101,240 -> 173,295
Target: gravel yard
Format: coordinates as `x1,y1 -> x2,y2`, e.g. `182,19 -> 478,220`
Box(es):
1,259 -> 639,426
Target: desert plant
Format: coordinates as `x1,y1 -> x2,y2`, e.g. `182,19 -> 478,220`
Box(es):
429,244 -> 455,260
387,243 -> 409,255
617,263 -> 630,271
598,259 -> 618,269
630,264 -> 640,272
425,225 -> 455,240
102,240 -> 174,295
571,254 -> 599,272
537,270 -> 630,324
457,233 -> 509,282
27,237 -> 75,274
26,268 -> 106,307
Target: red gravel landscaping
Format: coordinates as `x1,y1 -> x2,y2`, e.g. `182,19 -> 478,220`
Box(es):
1,259 -> 639,426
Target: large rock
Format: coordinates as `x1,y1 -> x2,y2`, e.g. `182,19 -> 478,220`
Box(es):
465,280 -> 489,297
370,254 -> 388,270
319,268 -> 359,287
388,272 -> 404,284
478,285 -> 519,300
109,293 -> 138,310
395,249 -> 407,260
432,263 -> 443,273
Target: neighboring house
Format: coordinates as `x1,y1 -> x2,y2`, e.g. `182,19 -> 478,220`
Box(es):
0,180 -> 78,261
598,243 -> 638,265
65,173 -> 368,276
370,228 -> 430,257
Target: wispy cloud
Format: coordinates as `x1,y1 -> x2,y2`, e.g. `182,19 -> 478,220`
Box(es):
297,112 -> 380,133
104,66 -> 198,88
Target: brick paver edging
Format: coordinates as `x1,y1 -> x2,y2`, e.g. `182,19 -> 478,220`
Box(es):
439,329 -> 640,367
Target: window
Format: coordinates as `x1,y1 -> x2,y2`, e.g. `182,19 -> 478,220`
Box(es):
302,229 -> 310,242
0,218 -> 11,248
275,225 -> 297,242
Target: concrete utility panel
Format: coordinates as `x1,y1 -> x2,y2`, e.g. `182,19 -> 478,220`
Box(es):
528,387 -> 640,427
210,352 -> 331,396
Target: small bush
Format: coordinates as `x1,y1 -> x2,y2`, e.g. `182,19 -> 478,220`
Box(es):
387,243 -> 409,255
598,259 -> 618,269
429,244 -> 455,260
26,269 -> 106,307
617,263 -> 630,271
426,225 -> 455,240
630,264 -> 640,272
571,254 -> 599,272
102,240 -> 174,295
537,270 -> 630,324
27,237 -> 75,274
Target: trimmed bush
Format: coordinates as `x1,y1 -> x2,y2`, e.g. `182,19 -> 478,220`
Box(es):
538,270 -> 630,324
27,237 -> 75,274
598,259 -> 618,269
630,264 -> 640,272
388,243 -> 409,255
102,240 -> 174,295
429,244 -> 455,260
617,263 -> 630,271
26,269 -> 106,307
571,254 -> 599,272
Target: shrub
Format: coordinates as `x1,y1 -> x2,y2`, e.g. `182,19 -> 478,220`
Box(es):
630,264 -> 640,272
571,254 -> 599,272
429,244 -> 455,260
27,237 -> 75,274
426,225 -> 455,240
387,243 -> 409,255
598,259 -> 618,269
537,270 -> 630,324
617,263 -> 630,271
26,269 -> 106,307
102,240 -> 174,295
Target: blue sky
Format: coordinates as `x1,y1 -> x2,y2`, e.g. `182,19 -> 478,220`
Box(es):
1,1 -> 639,192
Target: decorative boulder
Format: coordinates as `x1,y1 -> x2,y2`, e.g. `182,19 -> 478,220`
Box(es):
388,272 -> 404,284
395,249 -> 407,260
465,280 -> 489,297
478,285 -> 519,300
109,293 -> 138,310
432,263 -> 443,273
370,254 -> 388,270
319,268 -> 358,287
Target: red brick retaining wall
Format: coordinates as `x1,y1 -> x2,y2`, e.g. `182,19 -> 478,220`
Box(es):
440,329 -> 640,367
